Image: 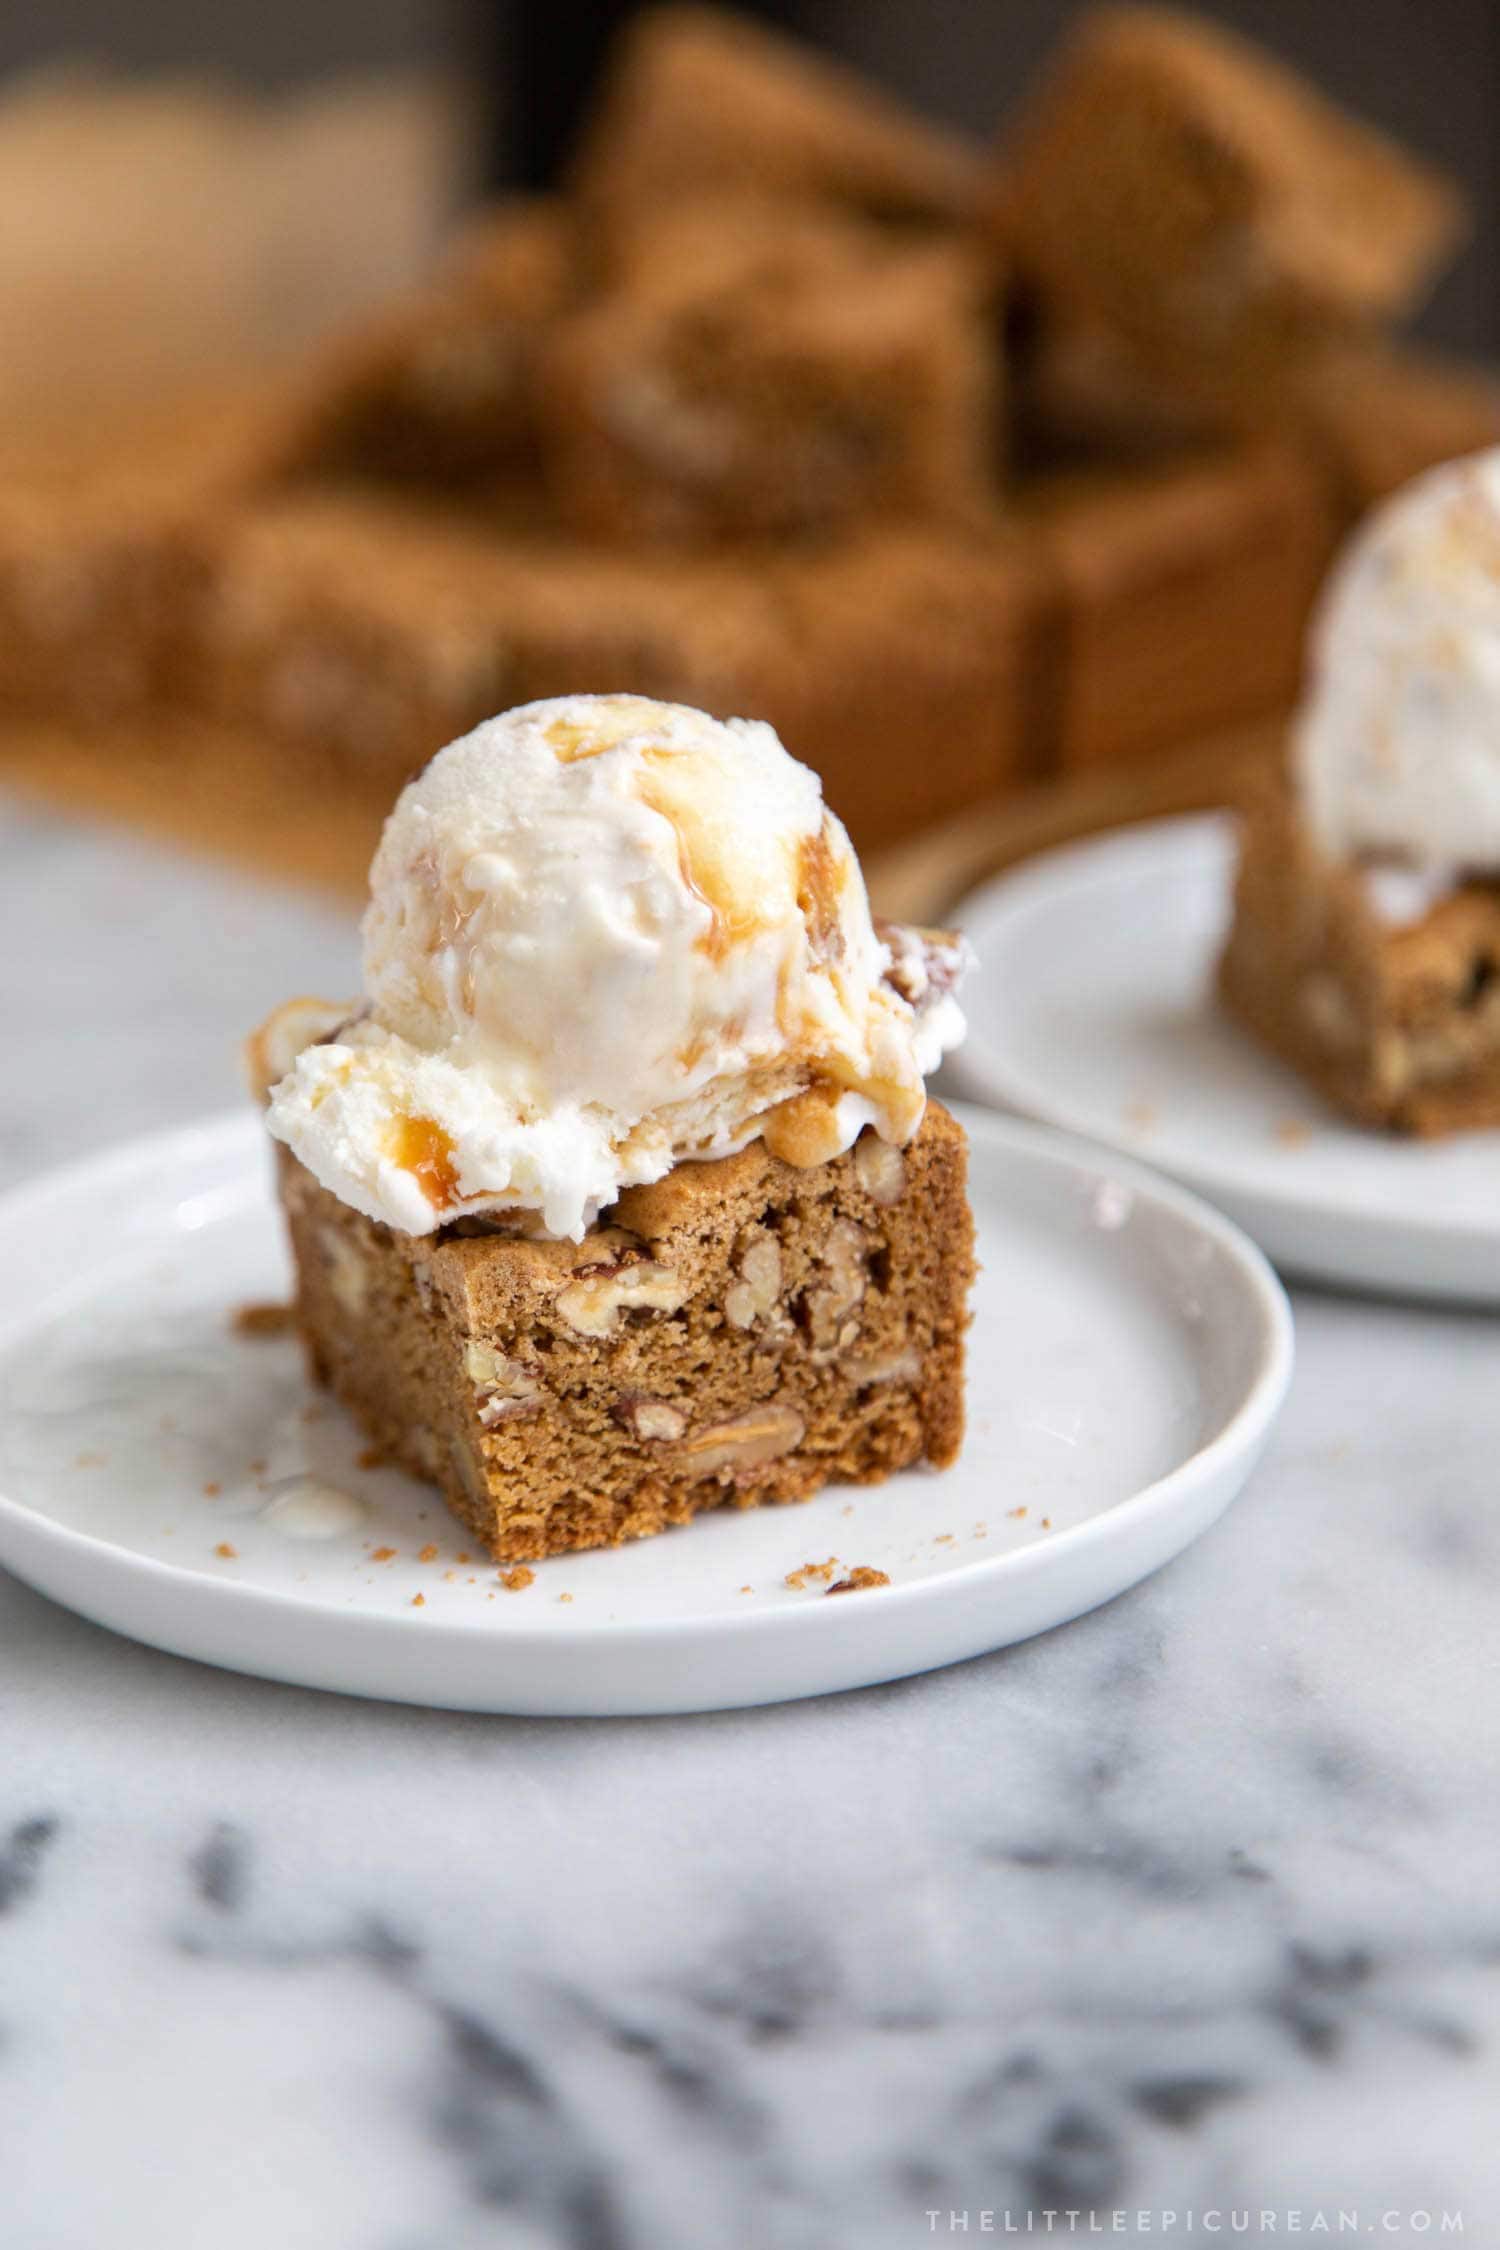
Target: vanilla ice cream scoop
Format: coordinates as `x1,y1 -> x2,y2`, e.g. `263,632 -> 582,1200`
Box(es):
1296,448 -> 1500,874
261,695 -> 966,1237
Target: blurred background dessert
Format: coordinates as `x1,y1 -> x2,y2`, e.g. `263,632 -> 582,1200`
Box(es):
0,1 -> 1496,896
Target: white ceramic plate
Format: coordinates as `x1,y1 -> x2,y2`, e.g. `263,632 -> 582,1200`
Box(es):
953,815 -> 1500,1306
0,1104 -> 1290,1715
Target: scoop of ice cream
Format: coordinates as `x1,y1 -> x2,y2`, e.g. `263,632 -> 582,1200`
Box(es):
1295,448 -> 1500,874
261,694 -> 966,1237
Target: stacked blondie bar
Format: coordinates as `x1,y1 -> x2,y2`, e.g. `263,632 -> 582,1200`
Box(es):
2,5 -> 1496,847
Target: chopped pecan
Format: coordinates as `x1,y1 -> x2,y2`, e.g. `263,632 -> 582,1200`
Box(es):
841,1344 -> 920,1387
612,1394 -> 688,1441
556,1261 -> 688,1336
875,919 -> 966,1007
677,1402 -> 805,1478
464,1340 -> 545,1425
802,1219 -> 868,1354
853,1134 -> 905,1206
722,1230 -> 783,1329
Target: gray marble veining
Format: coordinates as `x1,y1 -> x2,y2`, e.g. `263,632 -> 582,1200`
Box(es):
2,789 -> 1497,2248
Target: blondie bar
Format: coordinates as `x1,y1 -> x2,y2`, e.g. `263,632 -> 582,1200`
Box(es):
267,199 -> 576,495
1220,782 -> 1500,1134
542,201 -> 999,546
275,1103 -> 972,1562
997,7 -> 1464,410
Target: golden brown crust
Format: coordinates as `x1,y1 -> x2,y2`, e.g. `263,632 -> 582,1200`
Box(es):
1220,780 -> 1500,1134
279,1103 -> 974,1562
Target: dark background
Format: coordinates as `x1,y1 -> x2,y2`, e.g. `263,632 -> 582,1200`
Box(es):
3,0 -> 1494,354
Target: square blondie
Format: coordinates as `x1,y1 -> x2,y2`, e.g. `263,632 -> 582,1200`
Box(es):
997,6 -> 1464,411
1220,783 -> 1500,1134
277,1103 -> 973,1563
540,202 -> 1000,545
266,199 -> 576,497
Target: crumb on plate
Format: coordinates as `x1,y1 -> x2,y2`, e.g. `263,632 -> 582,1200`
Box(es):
785,1556 -> 840,1590
827,1567 -> 891,1595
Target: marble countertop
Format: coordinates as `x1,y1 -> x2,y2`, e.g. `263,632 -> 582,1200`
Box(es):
3,790 -> 1496,2249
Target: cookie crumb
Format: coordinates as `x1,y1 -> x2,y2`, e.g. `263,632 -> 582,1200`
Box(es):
233,1300 -> 294,1337
1041,1517 -> 1053,1530
785,1556 -> 840,1591
370,1546 -> 398,1563
738,1584 -> 753,1594
411,1592 -> 425,1608
456,1552 -> 472,1565
558,1592 -> 574,1604
247,1458 -> 267,1477
202,1481 -> 221,1497
74,1450 -> 106,1468
827,1567 -> 891,1595
1124,1098 -> 1159,1131
934,1532 -> 956,1544
418,1543 -> 439,1564
1006,1506 -> 1028,1519
501,1566 -> 535,1592
1274,1118 -> 1312,1147
214,1542 -> 237,1560
356,1446 -> 385,1472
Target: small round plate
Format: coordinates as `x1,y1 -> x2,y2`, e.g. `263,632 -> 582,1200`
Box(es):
0,1104 -> 1290,1715
954,815 -> 1500,1306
